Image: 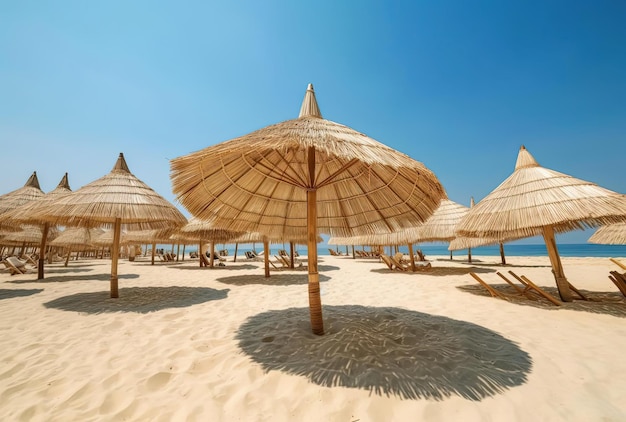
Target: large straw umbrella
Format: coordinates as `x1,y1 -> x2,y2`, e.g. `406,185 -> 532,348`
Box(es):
29,153 -> 187,297
0,172 -> 45,231
588,223 -> 626,245
456,145 -> 626,301
171,84 -> 445,335
3,173 -> 72,278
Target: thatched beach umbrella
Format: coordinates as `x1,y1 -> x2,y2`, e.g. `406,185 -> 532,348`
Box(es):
171,84 -> 445,335
49,227 -> 104,266
176,217 -> 245,267
456,145 -> 626,301
588,223 -> 626,245
3,173 -> 72,278
29,153 -> 187,297
0,172 -> 45,231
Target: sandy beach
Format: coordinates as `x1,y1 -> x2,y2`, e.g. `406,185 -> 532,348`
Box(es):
1,253 -> 626,421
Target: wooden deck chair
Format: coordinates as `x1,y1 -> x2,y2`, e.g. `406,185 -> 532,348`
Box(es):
394,252 -> 407,264
469,272 -> 510,301
388,255 -> 410,271
380,254 -> 395,270
4,256 -> 35,275
244,251 -> 262,261
609,271 -> 626,297
507,271 -> 562,306
2,259 -> 25,275
610,258 -> 626,272
415,249 -> 427,261
274,255 -> 289,268
328,249 -> 339,256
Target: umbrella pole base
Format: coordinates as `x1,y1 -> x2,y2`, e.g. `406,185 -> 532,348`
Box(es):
308,273 -> 324,335
110,277 -> 119,298
554,275 -> 573,302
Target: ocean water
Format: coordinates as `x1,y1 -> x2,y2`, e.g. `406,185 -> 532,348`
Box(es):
157,243 -> 626,258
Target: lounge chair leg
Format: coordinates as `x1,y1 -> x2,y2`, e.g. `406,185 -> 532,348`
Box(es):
469,272 -> 509,301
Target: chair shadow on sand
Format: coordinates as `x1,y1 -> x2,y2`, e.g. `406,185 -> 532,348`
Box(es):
0,288 -> 44,300
216,273 -> 332,286
458,284 -> 626,317
236,305 -> 532,401
43,286 -> 230,314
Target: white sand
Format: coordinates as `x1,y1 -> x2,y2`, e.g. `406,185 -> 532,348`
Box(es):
1,253 -> 626,421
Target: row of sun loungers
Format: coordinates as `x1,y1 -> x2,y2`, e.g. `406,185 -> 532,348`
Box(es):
380,253 -> 432,272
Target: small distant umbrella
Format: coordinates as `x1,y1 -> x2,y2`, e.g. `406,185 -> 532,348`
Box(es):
2,224 -> 58,244
588,223 -> 626,245
171,84 -> 445,334
457,145 -> 626,301
49,227 -> 104,266
4,173 -> 72,278
29,153 -> 187,297
0,172 -> 45,231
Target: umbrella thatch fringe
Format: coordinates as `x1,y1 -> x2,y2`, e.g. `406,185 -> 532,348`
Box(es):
588,223 -> 626,245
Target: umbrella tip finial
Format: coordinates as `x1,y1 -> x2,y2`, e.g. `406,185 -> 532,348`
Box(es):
515,145 -> 539,170
25,171 -> 41,190
112,152 -> 131,173
57,172 -> 71,191
299,83 -> 322,119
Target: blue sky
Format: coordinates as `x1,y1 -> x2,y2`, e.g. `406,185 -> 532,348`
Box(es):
1,1 -> 624,245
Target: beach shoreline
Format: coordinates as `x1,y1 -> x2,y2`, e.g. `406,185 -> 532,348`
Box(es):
1,254 -> 626,421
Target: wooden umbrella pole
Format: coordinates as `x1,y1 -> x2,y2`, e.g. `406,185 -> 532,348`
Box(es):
468,246 -> 472,263
151,242 -> 156,265
542,225 -> 572,302
210,242 -> 215,268
499,243 -> 506,265
233,243 -> 238,262
37,222 -> 49,279
289,241 -> 295,269
408,243 -> 416,272
110,217 -> 121,298
263,238 -> 270,277
307,188 -> 323,335
64,247 -> 71,267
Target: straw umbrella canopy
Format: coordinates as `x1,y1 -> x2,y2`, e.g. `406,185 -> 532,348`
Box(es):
456,145 -> 626,301
171,84 -> 445,335
49,227 -> 104,248
0,172 -> 45,231
28,153 -> 187,297
588,223 -> 626,245
3,173 -> 72,278
2,224 -> 58,244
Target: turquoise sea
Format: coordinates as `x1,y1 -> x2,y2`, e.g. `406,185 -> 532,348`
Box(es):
160,243 -> 626,258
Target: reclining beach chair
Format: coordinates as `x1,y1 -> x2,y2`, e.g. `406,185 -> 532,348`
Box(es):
469,271 -> 562,306
3,256 -> 35,275
388,255 -> 410,271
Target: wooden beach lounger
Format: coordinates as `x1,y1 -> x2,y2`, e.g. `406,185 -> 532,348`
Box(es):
609,271 -> 626,297
468,271 -> 562,306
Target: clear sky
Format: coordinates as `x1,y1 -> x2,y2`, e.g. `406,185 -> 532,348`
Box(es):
1,1 -> 624,245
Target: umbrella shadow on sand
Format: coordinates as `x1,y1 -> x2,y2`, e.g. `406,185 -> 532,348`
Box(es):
169,263 -> 261,271
43,286 -> 230,314
7,273 -> 140,284
236,305 -> 532,401
458,284 -> 626,317
370,266 -> 496,276
0,288 -> 44,300
217,273 -> 332,286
